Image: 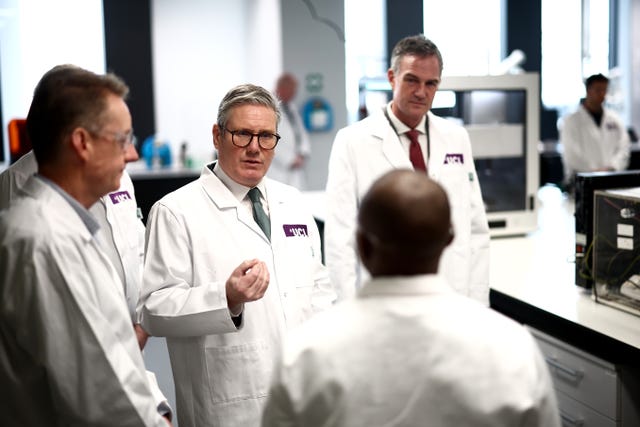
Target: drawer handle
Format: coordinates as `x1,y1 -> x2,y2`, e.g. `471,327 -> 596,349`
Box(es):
545,357 -> 584,382
560,410 -> 584,427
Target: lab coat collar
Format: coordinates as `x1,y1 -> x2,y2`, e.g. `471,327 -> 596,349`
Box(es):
358,274 -> 453,298
20,175 -> 95,242
201,162 -> 272,242
369,109 -> 414,169
199,163 -> 239,209
207,161 -> 268,205
386,102 -> 427,135
35,174 -> 101,236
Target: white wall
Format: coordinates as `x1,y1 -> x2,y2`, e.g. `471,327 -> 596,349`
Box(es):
0,0 -> 105,165
281,0 -> 347,190
151,0 -> 282,168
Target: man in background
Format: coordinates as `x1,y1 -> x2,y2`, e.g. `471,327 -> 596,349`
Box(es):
325,34 -> 489,302
0,64 -> 171,426
263,169 -> 561,427
560,73 -> 630,192
138,83 -> 334,427
268,72 -> 311,190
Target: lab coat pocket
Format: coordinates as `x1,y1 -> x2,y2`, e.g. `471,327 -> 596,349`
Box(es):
205,340 -> 271,404
283,236 -> 315,288
280,235 -> 316,322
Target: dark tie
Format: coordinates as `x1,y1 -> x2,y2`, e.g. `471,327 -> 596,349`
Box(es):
406,129 -> 427,172
248,188 -> 271,241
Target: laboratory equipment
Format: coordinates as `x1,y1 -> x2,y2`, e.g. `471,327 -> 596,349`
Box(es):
593,187 -> 640,316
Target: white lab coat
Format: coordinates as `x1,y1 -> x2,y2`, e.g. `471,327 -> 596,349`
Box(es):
0,150 -> 146,321
139,163 -> 335,427
0,151 -> 169,415
262,274 -> 561,427
0,176 -> 167,427
268,101 -> 311,190
325,109 -> 490,303
560,104 -> 630,183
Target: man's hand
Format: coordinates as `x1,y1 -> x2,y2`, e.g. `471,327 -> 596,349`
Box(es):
226,259 -> 270,314
134,323 -> 150,350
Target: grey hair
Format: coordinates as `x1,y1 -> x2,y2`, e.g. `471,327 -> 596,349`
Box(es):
217,83 -> 281,130
390,35 -> 443,76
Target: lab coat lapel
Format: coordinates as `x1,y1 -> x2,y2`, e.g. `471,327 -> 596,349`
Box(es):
374,114 -> 413,169
199,167 -> 268,241
263,180 -> 286,242
22,176 -> 94,243
22,176 -> 125,298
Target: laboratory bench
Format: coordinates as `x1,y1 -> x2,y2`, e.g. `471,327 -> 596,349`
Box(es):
489,185 -> 640,360
489,185 -> 640,426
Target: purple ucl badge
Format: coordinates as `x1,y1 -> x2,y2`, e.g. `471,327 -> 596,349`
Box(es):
444,153 -> 464,164
109,190 -> 132,205
283,224 -> 308,237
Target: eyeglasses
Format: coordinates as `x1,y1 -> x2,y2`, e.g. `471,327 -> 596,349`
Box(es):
91,129 -> 137,151
223,127 -> 280,150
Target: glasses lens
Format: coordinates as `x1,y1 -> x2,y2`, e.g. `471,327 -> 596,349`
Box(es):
118,131 -> 134,149
258,133 -> 278,149
226,129 -> 278,149
233,130 -> 253,147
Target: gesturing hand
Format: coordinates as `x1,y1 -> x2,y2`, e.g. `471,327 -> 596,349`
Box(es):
226,259 -> 270,314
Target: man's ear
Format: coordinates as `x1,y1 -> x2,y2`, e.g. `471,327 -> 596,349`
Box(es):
212,124 -> 221,150
69,127 -> 91,162
446,225 -> 455,247
387,68 -> 396,90
356,229 -> 372,267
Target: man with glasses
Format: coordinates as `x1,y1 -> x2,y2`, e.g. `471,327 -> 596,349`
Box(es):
0,64 -> 172,426
0,102 -> 149,353
138,83 -> 335,427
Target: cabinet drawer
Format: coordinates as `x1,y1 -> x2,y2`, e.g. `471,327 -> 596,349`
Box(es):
527,327 -> 619,418
556,390 -> 616,427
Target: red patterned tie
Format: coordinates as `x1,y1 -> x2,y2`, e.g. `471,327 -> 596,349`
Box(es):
406,129 -> 427,172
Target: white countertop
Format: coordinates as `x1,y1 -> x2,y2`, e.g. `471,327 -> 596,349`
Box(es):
490,185 -> 640,350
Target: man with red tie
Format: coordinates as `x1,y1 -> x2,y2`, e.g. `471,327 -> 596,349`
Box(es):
325,34 -> 490,304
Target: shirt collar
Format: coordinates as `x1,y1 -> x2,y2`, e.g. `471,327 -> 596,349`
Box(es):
386,102 -> 427,134
35,174 -> 101,236
359,273 -> 451,298
212,162 -> 267,202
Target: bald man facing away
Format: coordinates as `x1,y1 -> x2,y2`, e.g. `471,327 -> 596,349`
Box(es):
262,170 -> 561,427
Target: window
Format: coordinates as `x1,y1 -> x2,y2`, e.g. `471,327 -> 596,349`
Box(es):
541,0 -> 610,112
423,0 -> 503,76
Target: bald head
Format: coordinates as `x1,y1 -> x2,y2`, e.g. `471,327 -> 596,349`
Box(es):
357,169 -> 453,277
275,73 -> 298,103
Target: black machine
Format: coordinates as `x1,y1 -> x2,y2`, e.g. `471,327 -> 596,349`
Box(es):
574,170 -> 640,288
592,187 -> 640,315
